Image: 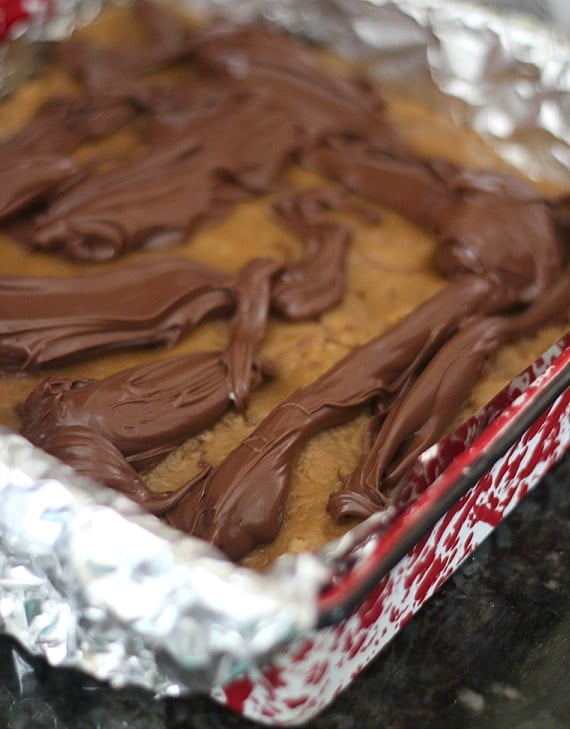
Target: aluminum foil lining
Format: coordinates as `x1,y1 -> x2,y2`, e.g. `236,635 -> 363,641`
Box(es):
0,430 -> 328,692
0,0 -> 569,695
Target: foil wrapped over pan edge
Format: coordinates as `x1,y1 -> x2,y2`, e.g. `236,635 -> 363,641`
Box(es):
0,0 -> 568,694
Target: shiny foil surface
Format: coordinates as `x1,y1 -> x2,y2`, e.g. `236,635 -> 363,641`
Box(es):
0,0 -> 569,695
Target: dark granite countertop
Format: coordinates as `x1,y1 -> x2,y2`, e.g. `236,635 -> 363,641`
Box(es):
0,452 -> 568,729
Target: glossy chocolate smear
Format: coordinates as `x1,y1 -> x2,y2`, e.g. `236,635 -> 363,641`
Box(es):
165,276 -> 497,557
19,351 -> 270,474
18,258 -> 278,503
56,0 -> 195,94
305,139 -> 562,306
19,346 -> 272,506
0,95 -> 134,160
330,270 -> 570,521
0,258 -> 233,373
36,425 -> 202,515
1,193 -> 353,373
225,259 -> 281,412
0,156 -> 79,219
0,95 -> 132,219
5,10 -> 403,260
270,186 -> 354,320
31,93 -> 299,260
191,21 -> 400,148
176,169 -> 565,557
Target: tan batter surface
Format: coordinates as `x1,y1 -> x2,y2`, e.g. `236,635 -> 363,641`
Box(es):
0,6 -> 567,569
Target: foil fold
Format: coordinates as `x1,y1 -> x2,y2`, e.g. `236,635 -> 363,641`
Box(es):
0,0 -> 568,695
0,430 -> 327,691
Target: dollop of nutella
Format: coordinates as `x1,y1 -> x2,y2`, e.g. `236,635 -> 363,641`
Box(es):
17,254 -> 281,477
19,351 -> 270,474
56,0 -> 195,94
4,2 -> 569,560
0,95 -> 132,219
0,258 -> 230,372
270,186 -> 354,320
0,191 -> 355,373
1,4 -> 394,260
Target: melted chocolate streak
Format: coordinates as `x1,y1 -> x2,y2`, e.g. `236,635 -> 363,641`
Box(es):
4,2 -> 569,559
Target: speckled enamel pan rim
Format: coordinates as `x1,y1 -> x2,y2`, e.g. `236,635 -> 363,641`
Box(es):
317,335 -> 570,625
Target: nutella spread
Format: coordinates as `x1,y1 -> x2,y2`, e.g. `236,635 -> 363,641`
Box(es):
1,0 -> 568,564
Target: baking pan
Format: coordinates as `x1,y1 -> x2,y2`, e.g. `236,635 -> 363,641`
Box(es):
216,335 -> 569,724
0,0 -> 568,725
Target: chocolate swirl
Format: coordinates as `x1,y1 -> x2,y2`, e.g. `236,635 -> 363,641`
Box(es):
167,165 -> 567,559
18,258 -> 279,506
31,94 -> 299,260
0,156 -> 80,220
19,352 -> 270,474
270,186 -> 355,320
3,8 -> 399,261
0,192 -> 356,374
330,271 -> 570,521
56,0 -> 195,95
165,276 -> 498,557
0,95 -> 132,220
0,258 -> 232,373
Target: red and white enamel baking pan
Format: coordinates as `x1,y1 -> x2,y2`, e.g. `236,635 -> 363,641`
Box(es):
211,333 -> 570,724
0,1 -> 569,726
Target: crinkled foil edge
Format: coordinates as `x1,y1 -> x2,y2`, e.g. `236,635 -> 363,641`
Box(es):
0,430 -> 329,692
0,0 -> 569,695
